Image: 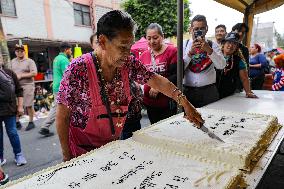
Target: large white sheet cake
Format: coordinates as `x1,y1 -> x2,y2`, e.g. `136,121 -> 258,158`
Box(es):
4,140 -> 242,189
133,108 -> 281,171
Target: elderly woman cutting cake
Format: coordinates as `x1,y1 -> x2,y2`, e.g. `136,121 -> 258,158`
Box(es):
56,10 -> 203,162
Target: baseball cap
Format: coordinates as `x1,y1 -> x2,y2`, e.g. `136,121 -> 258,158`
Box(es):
222,32 -> 240,44
15,44 -> 25,51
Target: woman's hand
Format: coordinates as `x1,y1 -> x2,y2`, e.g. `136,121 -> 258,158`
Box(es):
183,100 -> 204,128
149,88 -> 159,98
62,150 -> 71,162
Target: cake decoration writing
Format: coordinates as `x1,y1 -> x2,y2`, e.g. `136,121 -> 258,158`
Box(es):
81,173 -> 97,182
136,171 -> 162,188
68,182 -> 81,188
218,116 -> 232,122
223,129 -> 237,135
169,121 -> 181,125
231,124 -> 244,129
235,118 -> 246,123
112,161 -> 154,185
119,152 -> 136,161
37,158 -> 95,184
207,115 -> 213,118
164,184 -> 179,189
173,176 -> 189,183
100,161 -> 118,172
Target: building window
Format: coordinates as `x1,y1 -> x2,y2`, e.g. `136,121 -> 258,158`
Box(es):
73,3 -> 91,26
0,0 -> 17,16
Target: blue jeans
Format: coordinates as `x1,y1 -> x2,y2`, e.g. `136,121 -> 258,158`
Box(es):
0,116 -> 22,158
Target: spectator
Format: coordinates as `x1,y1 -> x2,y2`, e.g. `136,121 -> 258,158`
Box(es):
140,23 -> 177,124
39,43 -> 72,136
232,23 -> 250,65
217,32 -> 257,99
232,23 -> 250,92
90,34 -> 98,50
249,44 -> 267,90
215,24 -> 227,47
0,60 -> 27,166
11,44 -> 37,131
183,15 -> 226,108
271,54 -> 284,91
266,50 -> 276,70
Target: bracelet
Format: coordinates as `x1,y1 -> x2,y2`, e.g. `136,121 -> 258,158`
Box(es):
176,93 -> 186,106
172,88 -> 180,98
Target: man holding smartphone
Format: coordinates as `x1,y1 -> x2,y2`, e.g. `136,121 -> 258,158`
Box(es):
183,15 -> 226,108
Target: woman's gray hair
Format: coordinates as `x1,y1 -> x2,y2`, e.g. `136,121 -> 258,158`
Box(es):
146,23 -> 164,36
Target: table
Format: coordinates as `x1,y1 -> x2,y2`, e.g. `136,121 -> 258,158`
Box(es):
205,90 -> 284,189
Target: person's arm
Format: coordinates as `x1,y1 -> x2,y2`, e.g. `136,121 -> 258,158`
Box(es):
207,42 -> 226,69
8,69 -> 24,115
239,69 -> 257,98
18,59 -> 38,79
147,74 -> 204,127
249,54 -> 267,68
60,58 -> 70,74
131,57 -> 203,126
56,104 -> 71,162
249,64 -> 261,68
17,97 -> 24,116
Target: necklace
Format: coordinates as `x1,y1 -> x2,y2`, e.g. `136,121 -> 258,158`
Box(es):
93,53 -> 123,128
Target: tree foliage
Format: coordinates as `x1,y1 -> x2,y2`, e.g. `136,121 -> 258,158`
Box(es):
275,31 -> 284,48
122,0 -> 191,39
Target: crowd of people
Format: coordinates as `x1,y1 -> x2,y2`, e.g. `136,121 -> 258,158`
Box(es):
0,10 -> 283,185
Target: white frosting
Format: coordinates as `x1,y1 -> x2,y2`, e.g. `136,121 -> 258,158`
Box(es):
133,108 -> 280,170
5,140 -> 241,189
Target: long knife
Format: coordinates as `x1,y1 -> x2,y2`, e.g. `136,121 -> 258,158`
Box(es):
200,124 -> 224,142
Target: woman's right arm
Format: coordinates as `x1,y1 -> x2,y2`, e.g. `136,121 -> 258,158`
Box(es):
56,104 -> 71,162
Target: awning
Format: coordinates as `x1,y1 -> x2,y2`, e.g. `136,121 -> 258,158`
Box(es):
214,0 -> 284,45
6,37 -> 92,52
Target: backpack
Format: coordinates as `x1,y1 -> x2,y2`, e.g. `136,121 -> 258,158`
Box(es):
0,69 -> 15,102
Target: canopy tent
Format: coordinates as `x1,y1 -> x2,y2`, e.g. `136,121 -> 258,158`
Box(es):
213,0 -> 284,46
131,37 -> 174,58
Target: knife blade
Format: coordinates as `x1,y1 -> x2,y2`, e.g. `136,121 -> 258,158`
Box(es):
200,124 -> 224,142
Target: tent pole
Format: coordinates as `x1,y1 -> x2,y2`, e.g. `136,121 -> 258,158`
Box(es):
177,0 -> 184,113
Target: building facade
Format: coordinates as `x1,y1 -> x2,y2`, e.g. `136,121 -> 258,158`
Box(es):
251,21 -> 277,51
0,0 -> 122,69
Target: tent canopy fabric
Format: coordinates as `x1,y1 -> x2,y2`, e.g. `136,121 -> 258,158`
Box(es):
214,0 -> 284,46
131,37 -> 174,58
214,0 -> 284,15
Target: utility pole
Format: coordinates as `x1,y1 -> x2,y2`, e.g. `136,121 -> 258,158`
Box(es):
0,17 -> 11,68
177,0 -> 183,113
